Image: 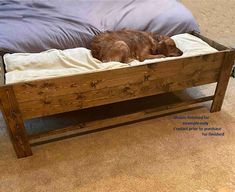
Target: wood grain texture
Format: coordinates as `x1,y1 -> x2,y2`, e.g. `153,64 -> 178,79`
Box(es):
19,69 -> 219,119
0,56 -> 5,86
13,52 -> 224,103
211,51 -> 235,112
12,52 -> 224,119
0,86 -> 32,158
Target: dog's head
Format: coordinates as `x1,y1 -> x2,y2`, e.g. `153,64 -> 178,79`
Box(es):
157,37 -> 183,57
151,35 -> 183,57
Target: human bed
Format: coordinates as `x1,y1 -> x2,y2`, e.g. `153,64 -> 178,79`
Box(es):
0,0 -> 234,158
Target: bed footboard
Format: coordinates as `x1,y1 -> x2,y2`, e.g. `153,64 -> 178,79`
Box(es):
0,35 -> 234,158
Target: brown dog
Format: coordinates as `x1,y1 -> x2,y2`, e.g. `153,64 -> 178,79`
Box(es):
91,29 -> 183,63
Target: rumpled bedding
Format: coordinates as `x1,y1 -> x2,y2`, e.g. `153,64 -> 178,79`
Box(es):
0,0 -> 199,53
4,33 -> 218,84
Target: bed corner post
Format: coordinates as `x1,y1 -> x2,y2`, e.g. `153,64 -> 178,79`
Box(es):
0,86 -> 32,158
210,51 -> 235,112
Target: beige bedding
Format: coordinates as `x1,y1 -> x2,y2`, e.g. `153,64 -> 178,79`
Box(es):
3,33 -> 218,84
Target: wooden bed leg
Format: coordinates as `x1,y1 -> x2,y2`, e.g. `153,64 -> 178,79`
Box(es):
0,86 -> 32,158
210,52 -> 234,112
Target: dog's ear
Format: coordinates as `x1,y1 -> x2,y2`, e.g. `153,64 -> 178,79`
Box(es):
157,41 -> 167,55
149,35 -> 158,54
158,41 -> 166,48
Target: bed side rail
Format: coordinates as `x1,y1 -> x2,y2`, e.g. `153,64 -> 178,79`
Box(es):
192,31 -> 229,51
0,55 -> 5,85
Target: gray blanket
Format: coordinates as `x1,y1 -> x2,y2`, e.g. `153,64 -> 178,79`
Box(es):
0,0 -> 199,53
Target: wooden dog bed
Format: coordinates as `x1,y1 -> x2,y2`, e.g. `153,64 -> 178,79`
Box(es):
0,32 -> 234,158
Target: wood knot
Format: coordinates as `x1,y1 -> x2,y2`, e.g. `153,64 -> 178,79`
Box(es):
70,83 -> 79,88
43,99 -> 51,105
144,74 -> 150,81
90,80 -> 102,88
162,82 -> 173,92
76,93 -> 84,100
38,91 -> 44,95
40,82 -> 55,89
10,109 -> 17,118
123,85 -> 135,96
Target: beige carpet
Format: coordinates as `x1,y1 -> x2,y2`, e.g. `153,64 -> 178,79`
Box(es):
182,0 -> 235,47
1,1 -> 235,192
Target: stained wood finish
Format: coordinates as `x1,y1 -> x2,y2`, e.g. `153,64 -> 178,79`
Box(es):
13,52 -> 224,102
211,51 -> 235,112
12,52 -> 224,119
0,86 -> 32,158
19,69 -> 219,119
0,34 -> 233,158
0,56 -> 5,86
29,96 -> 214,141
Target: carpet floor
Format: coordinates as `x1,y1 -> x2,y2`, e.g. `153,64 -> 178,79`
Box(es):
1,1 -> 235,192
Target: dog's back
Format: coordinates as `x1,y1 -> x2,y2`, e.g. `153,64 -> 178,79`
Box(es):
91,29 -> 182,63
91,30 -> 156,63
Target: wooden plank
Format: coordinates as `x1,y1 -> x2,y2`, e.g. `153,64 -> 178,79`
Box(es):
0,56 -> 5,86
28,95 -> 214,141
0,86 -> 32,158
20,68 -> 220,119
211,51 -> 235,112
12,51 -> 224,103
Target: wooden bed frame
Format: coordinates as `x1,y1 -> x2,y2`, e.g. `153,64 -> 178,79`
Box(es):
0,32 -> 234,158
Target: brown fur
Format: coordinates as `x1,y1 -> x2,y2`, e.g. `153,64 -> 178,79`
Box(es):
91,29 -> 183,63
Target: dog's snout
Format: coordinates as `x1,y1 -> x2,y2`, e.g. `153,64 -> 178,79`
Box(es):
178,49 -> 183,56
168,49 -> 183,57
